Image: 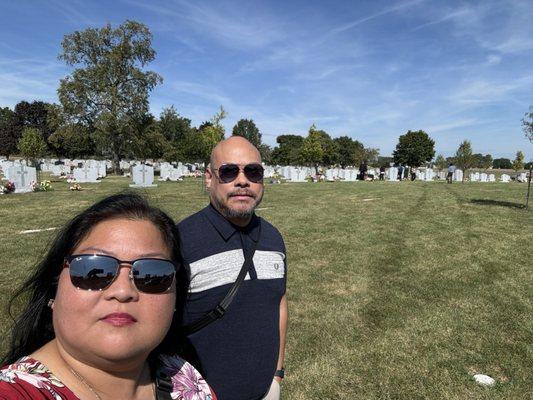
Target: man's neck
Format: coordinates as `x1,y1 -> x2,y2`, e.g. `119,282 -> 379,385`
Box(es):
228,215 -> 252,227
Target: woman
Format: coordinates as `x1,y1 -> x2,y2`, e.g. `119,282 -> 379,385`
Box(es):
0,193 -> 216,399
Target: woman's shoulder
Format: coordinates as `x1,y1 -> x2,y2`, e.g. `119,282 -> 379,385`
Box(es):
158,354 -> 217,399
0,356 -> 77,399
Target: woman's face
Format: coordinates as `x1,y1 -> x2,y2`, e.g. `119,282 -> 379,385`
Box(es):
53,218 -> 176,369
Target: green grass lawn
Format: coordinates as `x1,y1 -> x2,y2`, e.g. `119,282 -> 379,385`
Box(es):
1,175 -> 532,399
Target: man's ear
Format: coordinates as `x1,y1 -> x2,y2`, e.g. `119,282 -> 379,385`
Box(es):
205,164 -> 213,190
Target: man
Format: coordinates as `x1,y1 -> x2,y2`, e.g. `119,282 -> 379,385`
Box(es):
447,163 -> 456,183
379,165 -> 385,181
359,160 -> 368,181
178,137 -> 288,400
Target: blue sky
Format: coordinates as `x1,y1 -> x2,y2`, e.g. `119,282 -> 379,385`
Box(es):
1,0 -> 532,160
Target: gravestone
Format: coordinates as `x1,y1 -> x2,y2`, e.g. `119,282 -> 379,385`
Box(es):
387,167 -> 398,181
453,169 -> 463,182
424,168 -> 434,181
500,174 -> 510,183
480,173 -> 488,182
73,165 -> 99,183
8,165 -> 37,193
130,164 -> 157,187
488,174 -> 496,182
343,169 -> 358,182
95,162 -> 107,178
291,168 -> 306,182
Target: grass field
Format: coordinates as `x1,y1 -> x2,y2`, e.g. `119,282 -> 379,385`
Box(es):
1,175 -> 532,399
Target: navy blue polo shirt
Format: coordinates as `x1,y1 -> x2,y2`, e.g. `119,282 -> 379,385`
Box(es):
177,204 -> 286,400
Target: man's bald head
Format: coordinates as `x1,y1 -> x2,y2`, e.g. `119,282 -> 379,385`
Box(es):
206,136 -> 264,226
210,136 -> 261,169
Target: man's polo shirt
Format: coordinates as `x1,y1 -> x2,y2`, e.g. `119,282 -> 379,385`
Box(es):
177,204 -> 286,400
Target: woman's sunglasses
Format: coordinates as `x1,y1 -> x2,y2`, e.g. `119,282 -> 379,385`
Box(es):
64,254 -> 176,294
213,163 -> 264,184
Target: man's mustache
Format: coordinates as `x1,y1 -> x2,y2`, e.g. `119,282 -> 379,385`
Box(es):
228,190 -> 256,199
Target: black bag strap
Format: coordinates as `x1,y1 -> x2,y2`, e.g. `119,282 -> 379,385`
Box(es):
182,224 -> 261,336
155,369 -> 173,400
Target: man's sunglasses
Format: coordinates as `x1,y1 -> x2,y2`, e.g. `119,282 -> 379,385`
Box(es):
64,254 -> 176,294
213,163 -> 264,184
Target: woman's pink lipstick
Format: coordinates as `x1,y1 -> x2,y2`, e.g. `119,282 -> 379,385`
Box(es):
101,313 -> 137,326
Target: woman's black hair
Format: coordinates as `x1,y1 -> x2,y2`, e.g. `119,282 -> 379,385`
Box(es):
1,192 -> 189,368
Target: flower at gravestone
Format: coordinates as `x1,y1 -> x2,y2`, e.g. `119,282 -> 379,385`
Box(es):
69,183 -> 82,191
39,180 -> 52,191
1,181 -> 15,194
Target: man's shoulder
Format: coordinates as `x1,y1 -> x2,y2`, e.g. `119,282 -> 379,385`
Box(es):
177,206 -> 208,229
258,217 -> 285,249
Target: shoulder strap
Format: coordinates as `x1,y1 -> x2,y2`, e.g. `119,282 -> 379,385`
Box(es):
182,223 -> 261,336
155,369 -> 173,400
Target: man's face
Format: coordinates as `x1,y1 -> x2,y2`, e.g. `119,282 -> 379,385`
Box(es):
206,142 -> 264,224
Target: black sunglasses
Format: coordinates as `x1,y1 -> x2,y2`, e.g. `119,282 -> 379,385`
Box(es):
213,163 -> 264,183
64,254 -> 176,294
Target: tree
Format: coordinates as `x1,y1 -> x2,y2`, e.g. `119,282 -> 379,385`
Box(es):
454,140 -> 475,180
232,119 -> 262,148
434,154 -> 447,171
377,156 -> 394,167
481,154 -> 493,169
393,130 -> 435,167
58,20 -> 163,172
512,151 -> 524,171
200,106 -> 226,165
17,127 -> 47,168
354,147 -> 379,166
270,135 -> 304,165
333,136 -> 364,168
257,143 -> 272,164
301,129 -> 324,174
159,106 -> 192,143
131,124 -> 172,161
493,158 -> 512,169
299,125 -> 338,169
48,124 -> 94,159
522,105 -> 532,143
0,107 -> 17,158
14,101 -> 53,143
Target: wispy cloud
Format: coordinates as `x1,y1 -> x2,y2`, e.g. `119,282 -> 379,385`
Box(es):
125,0 -> 286,50
448,76 -> 533,105
329,0 -> 425,36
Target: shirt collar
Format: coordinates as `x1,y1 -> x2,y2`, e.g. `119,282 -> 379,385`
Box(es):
203,203 -> 261,242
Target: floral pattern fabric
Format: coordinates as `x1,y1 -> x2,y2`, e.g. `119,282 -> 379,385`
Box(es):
0,355 -> 216,400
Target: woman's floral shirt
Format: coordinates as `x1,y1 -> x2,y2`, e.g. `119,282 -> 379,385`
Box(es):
0,354 -> 216,399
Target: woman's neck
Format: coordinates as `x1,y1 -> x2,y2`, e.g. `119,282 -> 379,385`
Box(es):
31,340 -> 154,400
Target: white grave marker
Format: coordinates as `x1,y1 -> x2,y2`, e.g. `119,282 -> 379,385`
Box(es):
130,164 -> 157,187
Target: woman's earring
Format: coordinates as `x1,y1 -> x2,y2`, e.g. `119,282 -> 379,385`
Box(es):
47,299 -> 55,308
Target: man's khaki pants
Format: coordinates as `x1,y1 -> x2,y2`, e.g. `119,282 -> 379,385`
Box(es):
262,379 -> 281,400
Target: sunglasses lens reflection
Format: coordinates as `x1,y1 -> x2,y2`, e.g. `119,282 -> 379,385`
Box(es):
244,164 -> 264,183
67,255 -> 175,293
217,164 -> 264,183
132,259 -> 175,294
218,164 -> 240,183
69,255 -> 117,291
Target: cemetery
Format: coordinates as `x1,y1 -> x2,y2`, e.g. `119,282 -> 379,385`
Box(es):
1,158 -> 532,399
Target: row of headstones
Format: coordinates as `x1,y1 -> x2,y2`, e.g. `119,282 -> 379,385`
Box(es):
0,162 -> 156,191
158,162 -> 194,181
